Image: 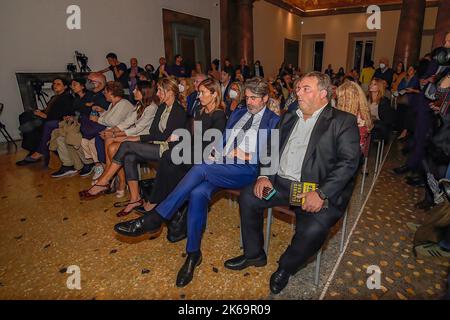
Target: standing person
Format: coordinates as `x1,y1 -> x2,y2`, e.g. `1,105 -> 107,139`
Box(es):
220,69 -> 233,103
155,57 -> 169,79
168,54 -> 187,78
98,53 -> 129,93
208,59 -> 221,81
236,58 -> 251,81
223,72 -> 361,294
127,58 -> 144,93
114,78 -> 280,288
223,58 -> 235,79
360,61 -> 375,92
324,64 -> 334,78
372,58 -> 395,90
253,60 -> 265,78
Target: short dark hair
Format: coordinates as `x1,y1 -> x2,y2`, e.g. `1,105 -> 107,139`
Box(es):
175,54 -> 182,60
53,77 -> 69,87
106,52 -> 118,60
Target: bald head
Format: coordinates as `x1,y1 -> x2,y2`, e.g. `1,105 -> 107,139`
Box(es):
88,72 -> 106,93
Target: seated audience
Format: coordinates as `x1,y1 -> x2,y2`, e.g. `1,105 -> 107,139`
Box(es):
16,78 -> 74,166
224,81 -> 245,118
141,78 -> 227,221
79,77 -> 187,217
368,78 -> 395,141
223,72 -> 360,294
187,73 -> 208,118
80,81 -> 134,181
114,77 -> 280,287
336,80 -> 374,158
98,81 -> 159,196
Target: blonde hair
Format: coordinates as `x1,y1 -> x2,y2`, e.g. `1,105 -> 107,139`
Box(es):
368,78 -> 386,105
336,81 -> 373,131
157,76 -> 180,101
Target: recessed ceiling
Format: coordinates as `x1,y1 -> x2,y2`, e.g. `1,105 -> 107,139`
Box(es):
281,0 -> 400,12
265,0 -> 439,15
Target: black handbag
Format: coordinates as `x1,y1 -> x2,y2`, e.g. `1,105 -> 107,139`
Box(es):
139,178 -> 155,202
167,202 -> 188,243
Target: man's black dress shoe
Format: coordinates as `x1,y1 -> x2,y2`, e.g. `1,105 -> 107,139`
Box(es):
414,199 -> 435,211
405,176 -> 425,187
224,254 -> 267,270
176,251 -> 202,287
392,165 -> 410,175
114,209 -> 163,237
270,268 -> 291,294
16,156 -> 41,166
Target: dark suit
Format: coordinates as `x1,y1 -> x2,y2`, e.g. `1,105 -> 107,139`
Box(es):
238,104 -> 361,273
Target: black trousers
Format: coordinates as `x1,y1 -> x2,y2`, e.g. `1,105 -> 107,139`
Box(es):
112,141 -> 160,181
149,149 -> 192,203
238,175 -> 343,274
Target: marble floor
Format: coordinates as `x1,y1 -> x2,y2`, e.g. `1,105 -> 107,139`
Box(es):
0,141 -> 448,300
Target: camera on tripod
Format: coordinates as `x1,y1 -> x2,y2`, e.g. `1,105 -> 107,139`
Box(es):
66,63 -> 77,74
31,80 -> 45,94
75,51 -> 91,73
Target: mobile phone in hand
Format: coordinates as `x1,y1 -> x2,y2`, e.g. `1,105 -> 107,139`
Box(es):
262,186 -> 276,201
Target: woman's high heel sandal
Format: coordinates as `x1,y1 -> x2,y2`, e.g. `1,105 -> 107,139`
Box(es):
116,199 -> 144,217
79,184 -> 110,200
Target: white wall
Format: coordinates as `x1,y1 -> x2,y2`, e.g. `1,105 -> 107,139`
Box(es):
300,7 -> 438,73
0,0 -> 220,141
253,0 -> 302,79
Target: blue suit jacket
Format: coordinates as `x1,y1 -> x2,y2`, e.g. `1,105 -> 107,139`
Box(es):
223,105 -> 280,166
186,92 -> 199,117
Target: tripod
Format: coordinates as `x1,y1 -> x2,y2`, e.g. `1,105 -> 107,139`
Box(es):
0,103 -> 18,149
35,89 -> 48,110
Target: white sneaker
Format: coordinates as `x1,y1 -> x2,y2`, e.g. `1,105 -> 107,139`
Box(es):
92,165 -> 104,181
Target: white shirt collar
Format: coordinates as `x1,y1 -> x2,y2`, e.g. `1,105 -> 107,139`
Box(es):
296,103 -> 327,120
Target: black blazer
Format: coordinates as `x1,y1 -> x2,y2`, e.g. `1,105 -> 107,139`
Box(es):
262,104 -> 361,212
140,101 -> 186,143
377,97 -> 395,127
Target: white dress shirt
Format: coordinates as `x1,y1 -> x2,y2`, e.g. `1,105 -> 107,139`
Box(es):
277,104 -> 327,181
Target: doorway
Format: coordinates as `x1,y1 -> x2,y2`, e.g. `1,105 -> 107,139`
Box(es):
347,32 -> 376,72
162,9 -> 211,76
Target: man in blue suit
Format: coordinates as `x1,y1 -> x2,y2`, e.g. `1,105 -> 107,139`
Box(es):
114,77 -> 280,287
186,73 -> 207,118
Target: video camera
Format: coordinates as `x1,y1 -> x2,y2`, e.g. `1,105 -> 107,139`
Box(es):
75,51 -> 91,72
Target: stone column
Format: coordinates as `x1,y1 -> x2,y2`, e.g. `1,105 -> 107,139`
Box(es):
393,0 -> 426,67
237,0 -> 255,65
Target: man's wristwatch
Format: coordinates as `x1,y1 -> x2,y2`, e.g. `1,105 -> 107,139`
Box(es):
316,188 -> 328,200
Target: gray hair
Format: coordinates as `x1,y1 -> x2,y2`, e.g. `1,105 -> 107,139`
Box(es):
301,71 -> 332,101
244,77 -> 269,98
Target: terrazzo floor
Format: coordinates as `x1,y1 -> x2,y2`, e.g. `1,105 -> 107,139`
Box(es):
0,141 -> 448,300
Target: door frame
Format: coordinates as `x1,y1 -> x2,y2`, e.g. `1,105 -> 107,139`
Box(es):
162,9 -> 211,71
346,32 -> 377,72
